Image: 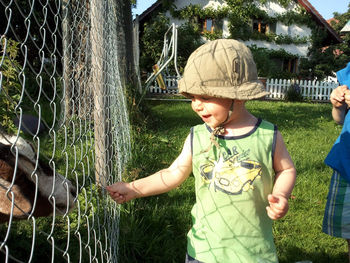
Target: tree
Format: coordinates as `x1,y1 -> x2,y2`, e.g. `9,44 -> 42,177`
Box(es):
332,5 -> 350,71
115,0 -> 138,87
298,27 -> 337,80
140,13 -> 203,76
299,4 -> 350,80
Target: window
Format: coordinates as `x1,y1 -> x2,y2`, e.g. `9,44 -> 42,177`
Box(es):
205,19 -> 213,32
252,19 -> 276,34
283,58 -> 299,73
253,19 -> 268,34
201,18 -> 222,33
202,18 -> 214,33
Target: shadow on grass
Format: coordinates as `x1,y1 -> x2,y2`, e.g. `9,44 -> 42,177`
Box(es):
246,101 -> 333,130
278,245 -> 347,263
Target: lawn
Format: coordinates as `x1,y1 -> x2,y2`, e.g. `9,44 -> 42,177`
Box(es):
118,99 -> 347,263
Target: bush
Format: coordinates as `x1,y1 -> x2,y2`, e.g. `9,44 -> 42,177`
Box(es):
0,37 -> 21,133
284,83 -> 303,102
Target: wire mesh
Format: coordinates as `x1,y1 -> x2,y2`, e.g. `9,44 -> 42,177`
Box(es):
0,0 -> 130,262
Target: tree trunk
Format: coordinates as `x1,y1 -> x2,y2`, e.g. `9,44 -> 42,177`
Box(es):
115,0 -> 138,87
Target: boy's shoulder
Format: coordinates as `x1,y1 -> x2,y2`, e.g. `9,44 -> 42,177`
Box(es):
259,118 -> 276,130
255,119 -> 278,137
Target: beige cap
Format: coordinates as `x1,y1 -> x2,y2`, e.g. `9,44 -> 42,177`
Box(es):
178,39 -> 269,100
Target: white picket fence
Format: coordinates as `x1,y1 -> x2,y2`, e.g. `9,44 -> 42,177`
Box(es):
148,75 -> 338,101
148,75 -> 180,95
265,79 -> 337,101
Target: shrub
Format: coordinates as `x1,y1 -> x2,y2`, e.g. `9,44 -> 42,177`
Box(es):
284,83 -> 303,102
0,37 -> 21,133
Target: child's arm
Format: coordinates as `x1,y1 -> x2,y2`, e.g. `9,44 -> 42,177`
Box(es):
266,131 -> 296,220
106,134 -> 192,204
330,85 -> 349,125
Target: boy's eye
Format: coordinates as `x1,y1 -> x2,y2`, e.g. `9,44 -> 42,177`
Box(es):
191,95 -> 213,101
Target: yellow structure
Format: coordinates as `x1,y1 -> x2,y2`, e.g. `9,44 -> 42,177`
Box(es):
152,64 -> 166,90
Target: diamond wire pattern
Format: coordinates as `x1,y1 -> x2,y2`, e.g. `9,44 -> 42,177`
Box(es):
0,0 -> 130,262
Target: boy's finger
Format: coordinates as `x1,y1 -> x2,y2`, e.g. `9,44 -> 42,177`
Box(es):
266,206 -> 279,220
106,185 -> 114,192
345,91 -> 350,99
106,184 -> 122,193
112,193 -> 125,202
116,196 -> 126,204
268,194 -> 279,204
269,203 -> 285,213
334,95 -> 344,101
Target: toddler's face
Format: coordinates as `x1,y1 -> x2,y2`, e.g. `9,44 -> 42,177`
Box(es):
191,95 -> 233,129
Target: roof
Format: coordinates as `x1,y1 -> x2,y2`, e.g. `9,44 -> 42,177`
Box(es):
297,0 -> 342,44
327,18 -> 339,25
137,1 -> 162,21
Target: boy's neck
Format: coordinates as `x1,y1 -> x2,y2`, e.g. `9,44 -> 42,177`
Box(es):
222,107 -> 257,136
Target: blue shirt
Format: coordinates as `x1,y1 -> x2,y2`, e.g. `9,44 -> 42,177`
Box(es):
325,111 -> 350,182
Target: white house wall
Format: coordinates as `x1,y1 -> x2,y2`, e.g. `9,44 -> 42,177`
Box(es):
243,40 -> 309,57
166,0 -> 312,57
277,23 -> 311,39
172,0 -> 227,10
255,0 -> 312,39
222,19 -> 230,38
256,0 -> 299,17
166,0 -> 228,26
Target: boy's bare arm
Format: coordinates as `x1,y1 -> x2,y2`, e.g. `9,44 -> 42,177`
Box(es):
106,134 -> 192,203
266,131 -> 296,220
330,85 -> 349,125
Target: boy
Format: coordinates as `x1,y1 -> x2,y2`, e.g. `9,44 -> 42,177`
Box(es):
107,39 -> 296,263
323,77 -> 350,262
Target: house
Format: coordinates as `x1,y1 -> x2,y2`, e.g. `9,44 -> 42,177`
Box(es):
341,20 -> 350,33
134,0 -> 342,78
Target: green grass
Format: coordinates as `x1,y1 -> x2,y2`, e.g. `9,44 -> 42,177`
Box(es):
119,100 -> 347,263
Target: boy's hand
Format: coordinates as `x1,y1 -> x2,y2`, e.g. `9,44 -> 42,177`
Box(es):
266,194 -> 289,220
106,182 -> 138,204
345,88 -> 350,108
330,85 -> 348,108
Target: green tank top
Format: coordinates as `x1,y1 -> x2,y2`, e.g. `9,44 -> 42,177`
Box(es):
187,119 -> 278,263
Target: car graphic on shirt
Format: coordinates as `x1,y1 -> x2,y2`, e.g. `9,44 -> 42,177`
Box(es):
200,154 -> 262,195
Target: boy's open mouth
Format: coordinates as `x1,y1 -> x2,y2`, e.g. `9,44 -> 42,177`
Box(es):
201,114 -> 211,120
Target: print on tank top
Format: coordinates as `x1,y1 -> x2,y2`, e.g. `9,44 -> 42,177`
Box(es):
199,146 -> 262,195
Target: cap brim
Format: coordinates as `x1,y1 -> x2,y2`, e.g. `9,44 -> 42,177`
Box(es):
178,79 -> 270,100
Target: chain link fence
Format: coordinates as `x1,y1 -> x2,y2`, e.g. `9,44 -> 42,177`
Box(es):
0,0 -> 130,262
